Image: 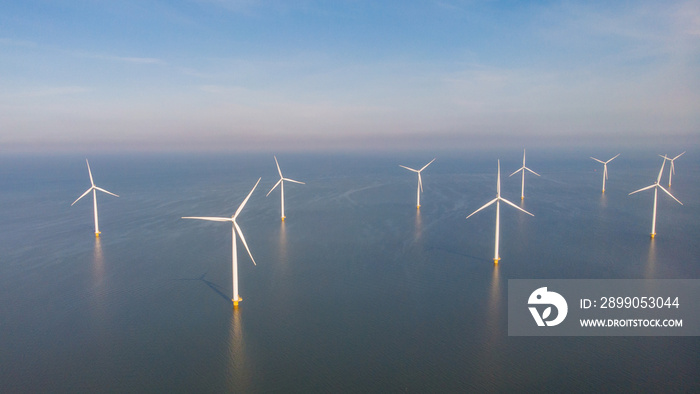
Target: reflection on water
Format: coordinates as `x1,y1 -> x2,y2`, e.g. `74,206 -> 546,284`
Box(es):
270,221 -> 293,314
92,238 -> 105,285
487,265 -> 501,335
279,221 -> 287,263
645,240 -> 657,279
90,238 -> 106,320
599,193 -> 608,209
414,210 -> 423,241
227,307 -> 251,392
476,265 -> 503,388
515,199 -> 528,228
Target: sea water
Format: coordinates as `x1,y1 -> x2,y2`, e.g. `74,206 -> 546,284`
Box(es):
0,150 -> 698,392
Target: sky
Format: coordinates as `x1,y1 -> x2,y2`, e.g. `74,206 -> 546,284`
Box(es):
1,0 -> 699,153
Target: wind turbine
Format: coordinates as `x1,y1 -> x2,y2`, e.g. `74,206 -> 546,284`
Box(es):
183,178 -> 260,307
71,159 -> 119,237
659,151 -> 685,187
266,156 -> 305,221
466,160 -> 534,264
629,160 -> 682,239
590,154 -> 620,193
399,158 -> 435,209
509,149 -> 540,200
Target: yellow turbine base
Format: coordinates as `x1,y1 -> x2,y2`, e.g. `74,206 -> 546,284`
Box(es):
494,258 -> 500,264
650,233 -> 655,239
417,205 -> 420,209
521,196 -> 524,200
281,216 -> 285,222
233,296 -> 243,307
95,232 -> 101,237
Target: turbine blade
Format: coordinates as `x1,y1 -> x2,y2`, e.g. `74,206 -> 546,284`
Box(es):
500,197 -> 534,216
274,156 -> 283,178
604,165 -> 608,180
283,178 -> 305,185
522,149 -> 526,166
234,221 -> 256,265
266,179 -> 282,197
656,159 -> 666,184
86,159 -> 95,186
181,216 -> 233,222
497,160 -> 501,196
419,158 -> 436,172
233,178 -> 261,220
628,184 -> 656,195
658,185 -> 683,205
659,154 -> 669,160
466,198 -> 498,219
525,167 -> 540,176
509,167 -> 523,177
418,173 -> 423,193
670,161 -> 675,175
590,157 -> 605,164
673,151 -> 685,160
72,187 -> 93,206
606,153 -> 620,163
94,186 -> 119,198
399,165 -> 419,173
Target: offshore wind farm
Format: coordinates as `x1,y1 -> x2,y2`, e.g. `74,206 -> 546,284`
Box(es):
1,151 -> 698,392
2,0 -> 699,392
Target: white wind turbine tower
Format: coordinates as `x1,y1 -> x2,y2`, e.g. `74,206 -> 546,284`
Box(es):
466,160 -> 534,264
659,151 -> 685,187
183,178 -> 260,307
399,158 -> 435,209
509,149 -> 540,200
266,156 -> 305,221
590,154 -> 620,193
629,160 -> 682,239
71,159 -> 119,237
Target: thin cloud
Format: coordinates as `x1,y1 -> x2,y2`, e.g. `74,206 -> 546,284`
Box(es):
78,52 -> 164,65
114,56 -> 162,64
5,86 -> 92,99
0,37 -> 38,48
196,0 -> 262,13
1,38 -> 164,65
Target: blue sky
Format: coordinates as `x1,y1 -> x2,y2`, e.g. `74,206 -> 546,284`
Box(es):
1,0 -> 699,152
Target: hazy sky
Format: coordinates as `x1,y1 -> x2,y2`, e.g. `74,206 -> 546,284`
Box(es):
1,0 -> 699,152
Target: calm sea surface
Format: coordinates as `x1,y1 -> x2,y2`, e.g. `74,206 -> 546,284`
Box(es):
1,150 -> 699,392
